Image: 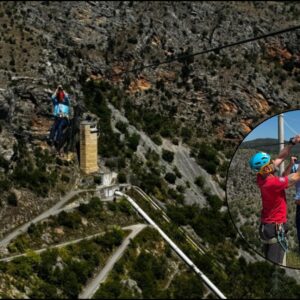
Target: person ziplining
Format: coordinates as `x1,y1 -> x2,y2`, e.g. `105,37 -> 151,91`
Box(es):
48,85 -> 71,155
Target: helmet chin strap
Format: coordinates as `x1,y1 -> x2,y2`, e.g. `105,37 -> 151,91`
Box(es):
259,163 -> 275,176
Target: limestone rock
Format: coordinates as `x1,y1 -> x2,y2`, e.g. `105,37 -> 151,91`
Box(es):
121,278 -> 142,295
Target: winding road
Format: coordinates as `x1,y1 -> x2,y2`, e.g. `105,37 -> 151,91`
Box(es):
0,228 -> 110,263
0,184 -> 125,250
0,224 -> 146,263
78,223 -> 147,299
0,182 -> 226,299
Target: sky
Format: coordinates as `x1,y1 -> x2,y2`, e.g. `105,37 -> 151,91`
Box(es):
243,110 -> 300,142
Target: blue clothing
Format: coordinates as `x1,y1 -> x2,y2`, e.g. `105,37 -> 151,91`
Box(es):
291,164 -> 300,200
49,117 -> 59,142
56,117 -> 69,143
296,205 -> 300,246
49,91 -> 71,147
51,94 -> 70,117
291,163 -> 300,248
49,117 -> 69,144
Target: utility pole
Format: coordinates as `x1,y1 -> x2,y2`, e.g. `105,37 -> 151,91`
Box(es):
278,113 -> 284,175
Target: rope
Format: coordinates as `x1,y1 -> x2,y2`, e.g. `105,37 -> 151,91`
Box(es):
284,119 -> 299,136
277,224 -> 288,252
242,117 -> 300,149
109,24 -> 300,76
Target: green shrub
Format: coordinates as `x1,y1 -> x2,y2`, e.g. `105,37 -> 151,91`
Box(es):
61,174 -> 70,183
200,145 -> 218,161
219,161 -> 229,177
181,126 -> 192,142
118,157 -> 126,169
131,251 -> 167,298
195,176 -> 205,188
127,133 -> 140,151
115,121 -> 128,134
0,155 -> 9,171
10,236 -> 30,253
107,201 -> 117,212
145,149 -> 160,162
201,160 -> 217,174
57,211 -> 81,229
168,188 -> 184,204
164,172 -> 176,184
0,179 -> 10,192
160,127 -> 172,138
60,268 -> 80,298
30,282 -> 58,299
94,280 -> 124,299
27,223 -> 43,237
152,135 -> 162,146
127,37 -> 138,44
79,197 -> 103,217
11,147 -> 58,197
207,194 -> 223,210
95,228 -> 125,249
139,171 -> 162,195
143,111 -> 165,135
172,138 -> 179,145
176,185 -> 185,193
117,171 -> 127,183
172,272 -> 204,298
117,198 -> 133,215
173,166 -> 182,178
105,159 -> 118,169
94,175 -> 102,185
7,192 -> 17,206
162,149 -> 174,163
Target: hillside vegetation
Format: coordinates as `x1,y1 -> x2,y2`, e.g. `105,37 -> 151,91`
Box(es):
1,1 -> 300,298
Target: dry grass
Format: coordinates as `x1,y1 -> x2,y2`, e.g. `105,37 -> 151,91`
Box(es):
287,250 -> 300,269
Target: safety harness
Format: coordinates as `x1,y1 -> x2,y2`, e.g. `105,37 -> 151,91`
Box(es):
261,223 -> 288,252
57,113 -> 69,119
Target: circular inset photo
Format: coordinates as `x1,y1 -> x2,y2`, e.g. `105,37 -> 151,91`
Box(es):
226,110 -> 300,269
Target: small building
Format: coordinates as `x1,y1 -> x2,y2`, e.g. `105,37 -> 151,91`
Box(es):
100,171 -> 118,186
80,121 -> 99,174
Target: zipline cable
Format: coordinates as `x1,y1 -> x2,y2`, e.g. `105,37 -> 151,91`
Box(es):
284,119 -> 299,136
241,118 -> 300,149
110,24 -> 300,76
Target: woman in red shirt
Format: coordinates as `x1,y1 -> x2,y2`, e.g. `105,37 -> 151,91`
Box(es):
249,135 -> 300,266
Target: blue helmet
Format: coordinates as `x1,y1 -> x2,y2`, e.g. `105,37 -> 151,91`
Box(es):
249,152 -> 271,172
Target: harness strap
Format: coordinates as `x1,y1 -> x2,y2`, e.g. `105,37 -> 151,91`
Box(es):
260,224 -> 288,251
261,237 -> 278,245
58,114 -> 69,118
276,223 -> 288,252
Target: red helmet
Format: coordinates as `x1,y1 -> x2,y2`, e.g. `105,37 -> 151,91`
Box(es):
57,90 -> 65,102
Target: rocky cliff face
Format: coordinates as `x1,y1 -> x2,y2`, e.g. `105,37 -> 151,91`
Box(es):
1,1 -> 300,297
0,0 -> 300,254
0,1 -> 299,134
